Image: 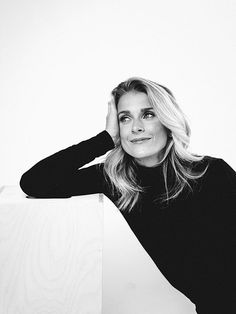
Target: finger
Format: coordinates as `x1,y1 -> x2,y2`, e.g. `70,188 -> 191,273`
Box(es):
110,99 -> 117,112
107,101 -> 111,113
109,94 -> 115,104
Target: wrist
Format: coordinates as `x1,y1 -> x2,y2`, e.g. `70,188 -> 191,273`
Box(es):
105,129 -> 117,145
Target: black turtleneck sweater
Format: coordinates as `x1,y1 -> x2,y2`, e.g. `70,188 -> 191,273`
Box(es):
20,131 -> 236,314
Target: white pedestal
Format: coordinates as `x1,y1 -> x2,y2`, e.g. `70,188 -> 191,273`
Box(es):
0,186 -> 103,314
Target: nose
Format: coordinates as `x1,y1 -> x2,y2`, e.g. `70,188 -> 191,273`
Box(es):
131,119 -> 145,134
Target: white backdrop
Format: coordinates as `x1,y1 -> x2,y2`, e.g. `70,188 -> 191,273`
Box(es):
1,0 -> 236,184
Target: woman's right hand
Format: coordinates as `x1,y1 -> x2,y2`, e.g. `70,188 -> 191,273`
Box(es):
105,95 -> 120,145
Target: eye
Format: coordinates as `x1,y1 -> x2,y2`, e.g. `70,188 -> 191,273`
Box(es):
119,115 -> 130,123
143,111 -> 155,119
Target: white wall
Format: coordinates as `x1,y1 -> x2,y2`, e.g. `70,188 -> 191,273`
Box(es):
1,0 -> 236,183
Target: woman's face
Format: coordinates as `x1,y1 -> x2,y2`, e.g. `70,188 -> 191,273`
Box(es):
117,91 -> 168,167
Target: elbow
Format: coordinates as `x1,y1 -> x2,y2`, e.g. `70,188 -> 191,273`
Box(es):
19,172 -> 37,197
19,171 -> 45,198
19,173 -> 71,199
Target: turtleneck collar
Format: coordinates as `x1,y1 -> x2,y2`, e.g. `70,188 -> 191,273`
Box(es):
134,161 -> 164,186
135,160 -> 163,172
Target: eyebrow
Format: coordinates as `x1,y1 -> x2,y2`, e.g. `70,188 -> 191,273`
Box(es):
118,107 -> 154,116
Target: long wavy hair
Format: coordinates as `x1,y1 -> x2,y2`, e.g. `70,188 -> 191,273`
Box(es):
103,77 -> 209,212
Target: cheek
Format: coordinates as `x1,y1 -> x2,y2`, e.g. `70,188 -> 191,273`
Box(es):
119,125 -> 128,140
150,124 -> 168,147
152,123 -> 167,137
119,126 -> 131,151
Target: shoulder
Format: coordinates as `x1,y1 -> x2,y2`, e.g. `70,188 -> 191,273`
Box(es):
200,155 -> 235,178
192,155 -> 223,168
194,155 -> 236,195
192,155 -> 235,173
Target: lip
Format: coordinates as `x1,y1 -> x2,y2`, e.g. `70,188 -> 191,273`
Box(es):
130,137 -> 151,143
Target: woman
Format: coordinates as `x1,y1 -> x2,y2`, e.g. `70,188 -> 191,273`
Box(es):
20,77 -> 236,313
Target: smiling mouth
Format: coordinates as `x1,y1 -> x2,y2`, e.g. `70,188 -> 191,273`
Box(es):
130,138 -> 151,144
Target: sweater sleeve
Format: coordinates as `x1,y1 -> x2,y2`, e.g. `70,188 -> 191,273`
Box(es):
19,130 -> 115,198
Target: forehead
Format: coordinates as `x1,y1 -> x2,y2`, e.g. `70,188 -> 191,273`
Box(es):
117,92 -> 151,113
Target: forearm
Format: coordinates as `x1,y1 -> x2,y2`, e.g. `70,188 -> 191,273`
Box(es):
20,131 -> 114,196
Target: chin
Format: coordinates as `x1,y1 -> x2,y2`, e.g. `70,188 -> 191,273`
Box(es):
125,148 -> 156,160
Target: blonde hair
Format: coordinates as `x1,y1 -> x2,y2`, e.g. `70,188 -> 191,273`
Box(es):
103,77 -> 209,212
